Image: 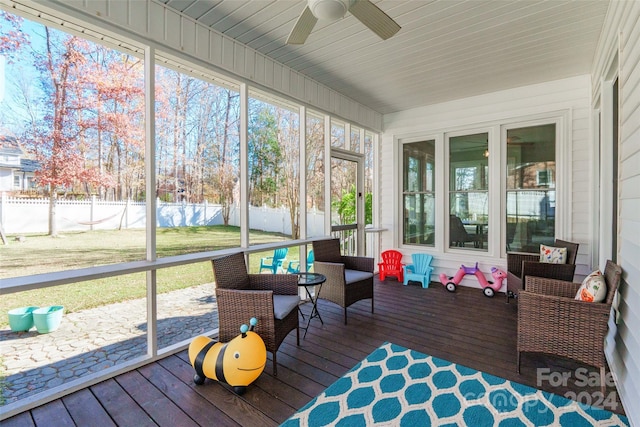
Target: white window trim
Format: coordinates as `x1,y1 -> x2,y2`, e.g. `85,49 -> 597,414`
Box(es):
395,111 -> 570,260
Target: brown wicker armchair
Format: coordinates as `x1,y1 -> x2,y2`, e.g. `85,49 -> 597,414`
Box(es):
312,239 -> 374,325
211,252 -> 299,376
517,260 -> 622,393
506,239 -> 579,302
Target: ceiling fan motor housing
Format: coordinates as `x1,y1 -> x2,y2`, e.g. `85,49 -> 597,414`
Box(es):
309,0 -> 351,20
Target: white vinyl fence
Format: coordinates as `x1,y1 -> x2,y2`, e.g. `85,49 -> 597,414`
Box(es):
0,194 -> 326,236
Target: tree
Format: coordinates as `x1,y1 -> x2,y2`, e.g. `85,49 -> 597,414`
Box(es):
247,101 -> 304,238
0,11 -> 27,62
2,15 -> 146,236
275,108 -> 300,238
29,30 -> 115,235
248,105 -> 281,207
155,68 -> 190,203
305,116 -> 325,212
332,185 -> 372,225
208,89 -> 240,225
78,46 -> 144,200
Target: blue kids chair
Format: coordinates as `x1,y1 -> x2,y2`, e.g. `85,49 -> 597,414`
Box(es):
259,248 -> 289,273
403,253 -> 434,288
287,250 -> 314,274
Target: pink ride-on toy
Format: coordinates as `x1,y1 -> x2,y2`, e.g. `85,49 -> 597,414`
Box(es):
439,263 -> 507,297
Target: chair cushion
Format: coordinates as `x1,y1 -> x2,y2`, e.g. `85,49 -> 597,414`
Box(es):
539,244 -> 567,264
345,269 -> 374,284
273,295 -> 300,319
575,270 -> 607,303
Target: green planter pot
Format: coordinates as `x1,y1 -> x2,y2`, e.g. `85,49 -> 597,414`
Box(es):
8,306 -> 39,332
32,306 -> 64,334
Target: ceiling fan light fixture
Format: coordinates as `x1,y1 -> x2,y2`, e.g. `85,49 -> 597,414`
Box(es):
287,0 -> 400,45
309,0 -> 349,21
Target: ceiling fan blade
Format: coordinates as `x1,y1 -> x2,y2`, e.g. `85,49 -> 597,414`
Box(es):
286,6 -> 318,45
349,0 -> 400,40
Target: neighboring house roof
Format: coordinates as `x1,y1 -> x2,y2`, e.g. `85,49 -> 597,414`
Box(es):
20,158 -> 39,173
0,135 -> 22,155
0,135 -> 39,173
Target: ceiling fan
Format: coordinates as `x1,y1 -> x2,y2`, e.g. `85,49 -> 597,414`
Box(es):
286,0 -> 401,45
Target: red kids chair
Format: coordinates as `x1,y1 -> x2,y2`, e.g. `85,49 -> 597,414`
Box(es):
378,250 -> 404,282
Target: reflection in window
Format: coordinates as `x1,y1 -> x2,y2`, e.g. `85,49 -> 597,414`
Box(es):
449,133 -> 488,251
506,124 -> 556,252
403,140 -> 435,246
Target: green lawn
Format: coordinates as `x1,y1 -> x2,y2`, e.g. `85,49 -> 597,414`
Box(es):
0,226 -> 296,327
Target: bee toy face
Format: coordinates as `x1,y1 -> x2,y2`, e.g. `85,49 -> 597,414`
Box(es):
222,331 -> 267,385
188,318 -> 267,393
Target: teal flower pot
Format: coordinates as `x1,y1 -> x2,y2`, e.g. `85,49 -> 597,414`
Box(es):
32,306 -> 64,334
8,306 -> 39,332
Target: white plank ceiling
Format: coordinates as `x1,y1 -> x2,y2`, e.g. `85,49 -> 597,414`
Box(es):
158,0 -> 610,115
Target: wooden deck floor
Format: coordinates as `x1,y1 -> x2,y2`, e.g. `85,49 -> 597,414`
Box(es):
4,278 -> 626,426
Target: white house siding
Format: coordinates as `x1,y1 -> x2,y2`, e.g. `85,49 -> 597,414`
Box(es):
593,1 -> 640,425
381,75 -> 593,288
12,0 -> 382,132
0,168 -> 12,192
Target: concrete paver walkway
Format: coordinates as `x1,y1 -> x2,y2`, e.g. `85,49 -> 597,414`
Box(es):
1,284 -> 218,406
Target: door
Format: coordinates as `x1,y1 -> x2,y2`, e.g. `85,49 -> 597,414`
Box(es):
330,149 -> 364,256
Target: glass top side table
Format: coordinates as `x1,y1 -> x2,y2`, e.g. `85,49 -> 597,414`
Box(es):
296,272 -> 326,338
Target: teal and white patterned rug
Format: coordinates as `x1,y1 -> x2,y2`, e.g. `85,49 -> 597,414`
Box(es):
281,342 -> 629,427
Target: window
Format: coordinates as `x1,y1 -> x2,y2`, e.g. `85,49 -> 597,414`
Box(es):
536,169 -> 553,186
331,119 -> 345,148
448,132 -> 488,251
0,11 -> 147,270
506,124 -> 556,252
306,111 -> 325,237
13,175 -> 20,188
351,125 -> 361,153
403,140 -> 435,245
154,63 -> 241,254
364,131 -> 375,227
248,91 -> 300,243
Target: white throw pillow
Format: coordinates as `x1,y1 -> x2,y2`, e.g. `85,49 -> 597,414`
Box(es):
539,244 -> 567,264
575,270 -> 607,303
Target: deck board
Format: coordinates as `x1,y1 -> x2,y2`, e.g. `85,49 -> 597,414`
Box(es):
162,354 -> 279,426
62,388 -> 116,427
91,379 -> 157,427
1,411 -> 35,427
137,362 -> 239,427
31,400 -> 75,427
116,370 -> 199,427
3,278 -> 627,426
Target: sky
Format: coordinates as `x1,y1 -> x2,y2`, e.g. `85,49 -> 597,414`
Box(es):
0,17 -> 46,134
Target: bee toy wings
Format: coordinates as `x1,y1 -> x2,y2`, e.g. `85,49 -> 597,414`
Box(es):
188,317 -> 267,395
